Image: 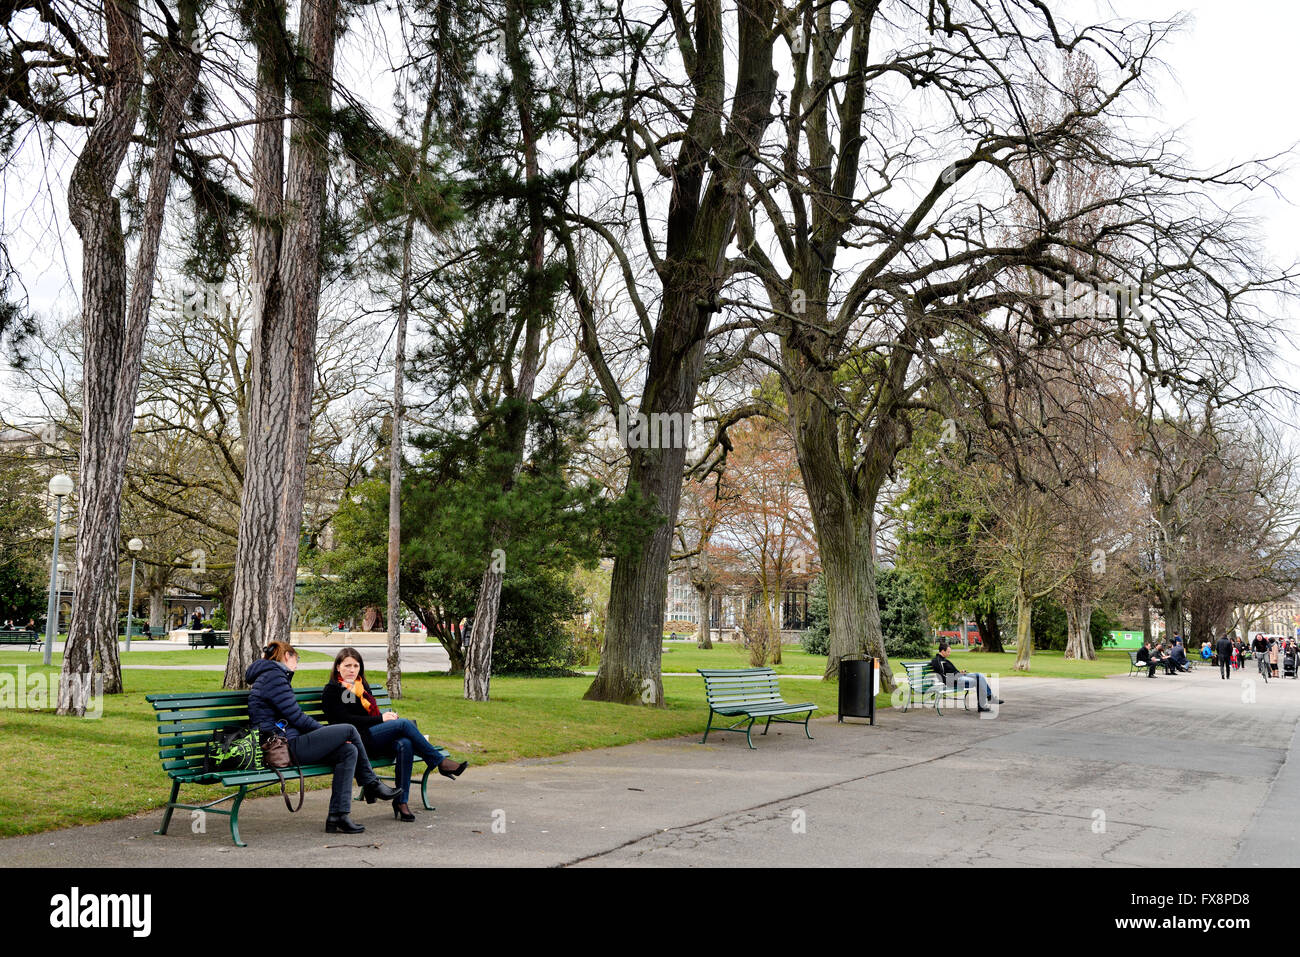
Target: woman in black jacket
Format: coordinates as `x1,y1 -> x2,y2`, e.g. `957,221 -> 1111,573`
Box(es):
321,646 -> 467,822
246,640 -> 399,833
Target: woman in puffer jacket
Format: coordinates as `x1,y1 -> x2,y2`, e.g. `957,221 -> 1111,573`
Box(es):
246,640 -> 399,833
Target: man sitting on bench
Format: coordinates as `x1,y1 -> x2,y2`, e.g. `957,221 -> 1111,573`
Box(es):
929,641 -> 1004,713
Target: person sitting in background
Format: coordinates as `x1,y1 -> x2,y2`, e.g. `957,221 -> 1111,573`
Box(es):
928,640 -> 1003,713
1136,640 -> 1159,678
1152,642 -> 1177,675
1201,640 -> 1213,663
1170,641 -> 1192,673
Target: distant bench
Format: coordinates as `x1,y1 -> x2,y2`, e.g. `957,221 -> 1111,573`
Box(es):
0,629 -> 39,650
188,630 -> 230,648
121,626 -> 167,639
147,686 -> 450,846
697,667 -> 818,749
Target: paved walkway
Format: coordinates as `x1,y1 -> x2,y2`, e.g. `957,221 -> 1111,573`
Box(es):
2,666 -> 1295,867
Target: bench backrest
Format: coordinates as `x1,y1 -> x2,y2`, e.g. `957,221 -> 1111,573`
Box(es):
902,660 -> 951,693
147,684 -> 395,776
697,668 -> 785,707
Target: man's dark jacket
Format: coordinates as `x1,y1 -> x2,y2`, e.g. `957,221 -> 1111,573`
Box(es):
929,653 -> 961,686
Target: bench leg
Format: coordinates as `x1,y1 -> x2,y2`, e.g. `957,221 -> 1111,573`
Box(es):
745,717 -> 757,750
802,713 -> 814,741
418,749 -> 446,812
229,786 -> 248,847
762,715 -> 773,736
155,780 -> 181,836
701,710 -> 715,745
419,765 -> 435,812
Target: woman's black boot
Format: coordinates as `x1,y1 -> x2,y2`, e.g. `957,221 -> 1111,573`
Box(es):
326,814 -> 365,834
392,799 -> 415,822
363,778 -> 400,803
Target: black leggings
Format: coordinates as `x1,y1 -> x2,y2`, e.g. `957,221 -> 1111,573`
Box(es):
288,724 -> 377,816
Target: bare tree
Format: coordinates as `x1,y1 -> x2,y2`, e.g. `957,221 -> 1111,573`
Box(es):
227,0 -> 342,688
57,0 -> 200,714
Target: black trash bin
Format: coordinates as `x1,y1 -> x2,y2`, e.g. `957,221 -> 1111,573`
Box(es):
838,655 -> 876,724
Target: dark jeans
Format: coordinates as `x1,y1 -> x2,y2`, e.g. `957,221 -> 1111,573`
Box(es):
366,718 -> 444,802
288,724 -> 378,816
1220,657 -> 1232,679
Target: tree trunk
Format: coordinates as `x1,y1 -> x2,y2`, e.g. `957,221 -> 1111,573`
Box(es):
1064,599 -> 1095,660
385,215 -> 414,700
1014,585 -> 1033,671
785,360 -> 893,689
1142,601 -> 1152,645
383,78 -> 438,702
694,581 -> 712,648
226,0 -> 289,686
582,0 -> 778,705
149,588 -> 166,631
463,564 -> 503,699
975,607 -> 1005,654
60,0 -> 199,714
227,0 -> 339,687
462,0 -> 545,702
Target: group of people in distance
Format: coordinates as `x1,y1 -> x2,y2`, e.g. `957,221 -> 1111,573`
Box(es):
1137,632 -> 1300,680
246,641 -> 468,834
1134,636 -> 1195,677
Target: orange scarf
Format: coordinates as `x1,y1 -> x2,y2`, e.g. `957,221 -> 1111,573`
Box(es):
341,677 -> 381,717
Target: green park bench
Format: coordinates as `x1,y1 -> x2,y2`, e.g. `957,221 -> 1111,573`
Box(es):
147,686 -> 450,846
0,629 -> 40,649
121,625 -> 166,639
187,630 -> 231,648
697,667 -> 818,749
900,660 -> 972,715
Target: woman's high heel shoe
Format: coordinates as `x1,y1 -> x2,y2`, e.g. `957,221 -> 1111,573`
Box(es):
392,799 -> 415,822
438,757 -> 468,780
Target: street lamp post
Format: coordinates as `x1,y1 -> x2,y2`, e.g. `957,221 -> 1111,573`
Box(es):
125,538 -> 143,652
43,474 -> 73,666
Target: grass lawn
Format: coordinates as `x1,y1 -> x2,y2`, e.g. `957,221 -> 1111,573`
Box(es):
0,665 -> 856,837
0,649 -> 332,667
